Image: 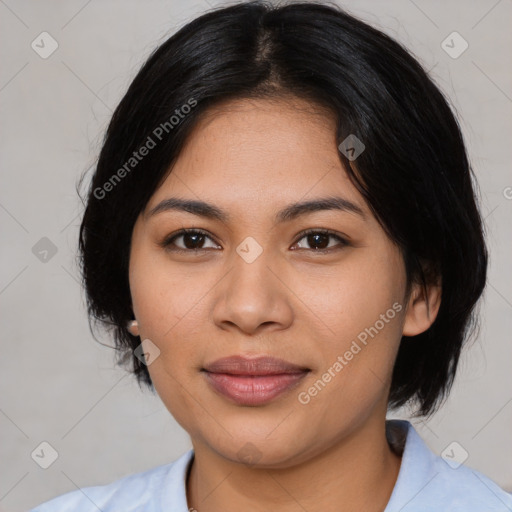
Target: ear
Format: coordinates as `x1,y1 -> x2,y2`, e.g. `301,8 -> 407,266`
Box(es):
402,278 -> 442,337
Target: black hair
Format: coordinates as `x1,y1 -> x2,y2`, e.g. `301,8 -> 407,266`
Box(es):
77,0 -> 488,418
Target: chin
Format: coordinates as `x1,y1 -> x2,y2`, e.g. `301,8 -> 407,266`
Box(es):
195,422 -> 318,469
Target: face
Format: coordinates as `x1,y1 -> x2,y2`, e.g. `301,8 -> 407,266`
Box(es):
128,96 -> 417,468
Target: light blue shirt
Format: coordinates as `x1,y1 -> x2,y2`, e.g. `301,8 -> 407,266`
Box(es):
30,419 -> 512,511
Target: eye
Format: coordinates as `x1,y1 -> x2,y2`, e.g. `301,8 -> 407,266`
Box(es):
160,228 -> 221,253
291,229 -> 349,253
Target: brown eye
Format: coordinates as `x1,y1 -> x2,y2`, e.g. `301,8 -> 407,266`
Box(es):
161,229 -> 220,252
293,229 -> 349,252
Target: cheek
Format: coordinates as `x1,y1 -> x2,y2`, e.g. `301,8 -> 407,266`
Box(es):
128,251 -> 208,422
294,305 -> 403,440
296,246 -> 406,343
129,245 -> 214,339
129,250 -> 213,397
292,249 -> 405,412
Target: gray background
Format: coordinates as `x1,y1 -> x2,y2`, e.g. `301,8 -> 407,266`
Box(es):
0,0 -> 511,510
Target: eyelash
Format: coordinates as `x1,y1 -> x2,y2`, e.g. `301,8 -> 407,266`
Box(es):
159,228 -> 349,254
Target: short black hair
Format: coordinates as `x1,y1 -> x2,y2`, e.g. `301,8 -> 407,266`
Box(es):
77,0 -> 488,418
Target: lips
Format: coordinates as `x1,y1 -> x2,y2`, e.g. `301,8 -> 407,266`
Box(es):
203,355 -> 309,375
202,355 -> 310,406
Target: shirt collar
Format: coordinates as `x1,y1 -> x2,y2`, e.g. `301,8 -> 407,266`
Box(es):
384,419 -> 440,511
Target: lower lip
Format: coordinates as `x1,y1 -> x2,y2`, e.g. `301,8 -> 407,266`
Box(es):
203,371 -> 308,406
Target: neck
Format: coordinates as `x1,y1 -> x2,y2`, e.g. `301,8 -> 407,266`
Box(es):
186,416 -> 403,512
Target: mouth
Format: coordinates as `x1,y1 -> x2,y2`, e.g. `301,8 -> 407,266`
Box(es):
201,355 -> 311,406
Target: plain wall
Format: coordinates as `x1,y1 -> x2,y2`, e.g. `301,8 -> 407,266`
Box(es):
0,1 -> 511,510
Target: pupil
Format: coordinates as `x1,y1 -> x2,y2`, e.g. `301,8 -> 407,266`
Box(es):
309,233 -> 328,249
185,233 -> 203,249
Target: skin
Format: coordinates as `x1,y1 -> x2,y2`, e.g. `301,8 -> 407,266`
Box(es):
128,96 -> 441,512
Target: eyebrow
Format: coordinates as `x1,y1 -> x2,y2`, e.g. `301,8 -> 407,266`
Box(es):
147,196 -> 366,223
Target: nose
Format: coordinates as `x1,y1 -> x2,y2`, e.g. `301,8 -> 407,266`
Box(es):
211,241 -> 294,336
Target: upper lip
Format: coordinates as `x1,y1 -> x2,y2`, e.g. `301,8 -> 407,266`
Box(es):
203,356 -> 310,375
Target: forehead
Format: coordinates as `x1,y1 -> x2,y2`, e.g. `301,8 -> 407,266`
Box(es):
145,96 -> 367,218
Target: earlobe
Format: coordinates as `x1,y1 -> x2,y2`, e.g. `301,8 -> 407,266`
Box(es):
402,280 -> 442,337
127,319 -> 140,337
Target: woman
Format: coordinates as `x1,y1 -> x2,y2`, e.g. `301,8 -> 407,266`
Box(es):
31,1 -> 512,510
